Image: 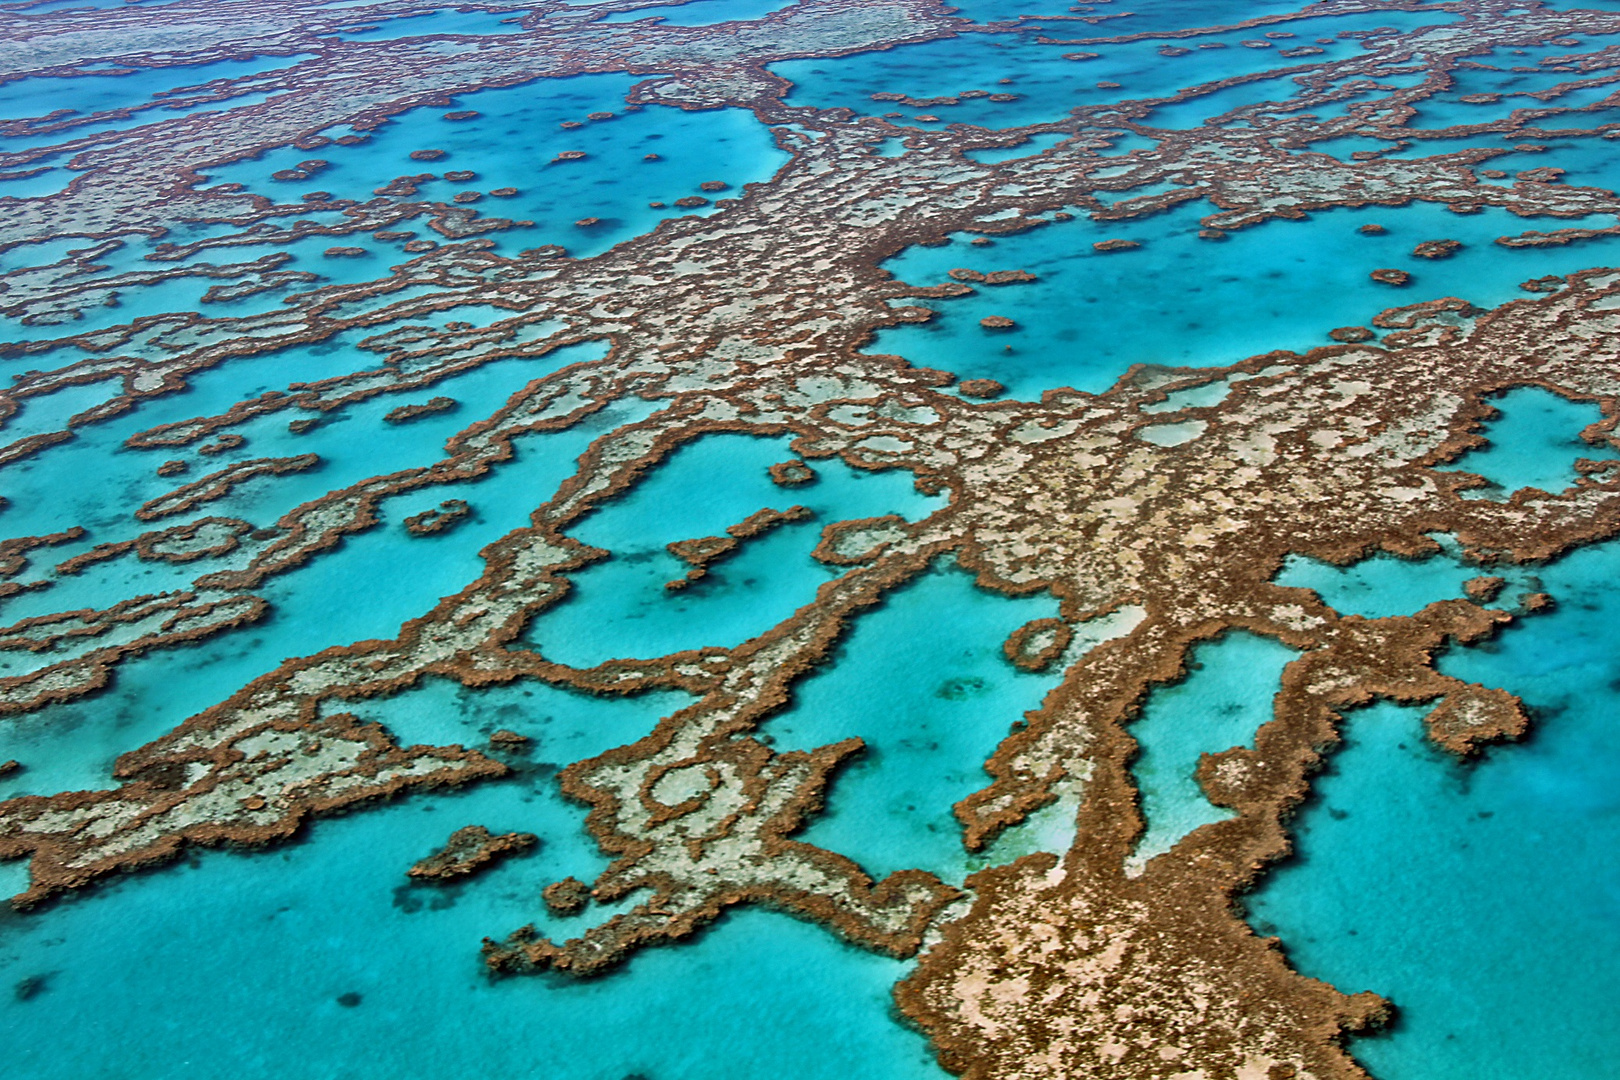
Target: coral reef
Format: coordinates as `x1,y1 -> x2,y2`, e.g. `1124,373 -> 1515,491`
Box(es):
408,825 -> 537,881
3,0 -> 1620,1073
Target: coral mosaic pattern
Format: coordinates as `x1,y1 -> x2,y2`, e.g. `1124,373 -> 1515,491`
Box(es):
3,0 -> 1620,1076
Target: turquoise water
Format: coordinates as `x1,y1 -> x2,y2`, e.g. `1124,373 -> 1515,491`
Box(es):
771,30 -> 1306,132
1147,69 -> 1432,128
331,8 -> 528,39
0,394 -> 645,796
1434,384 -> 1620,499
600,0 -> 797,26
1127,631 -> 1298,868
1404,58 -> 1620,131
251,398 -> 640,653
962,130 -> 1068,163
0,336 -> 640,786
120,348 -> 599,533
766,561 -> 1064,883
0,379 -> 114,445
1274,543 -> 1540,620
867,202 -> 1620,398
8,3 -> 1620,1076
771,9 -> 1460,133
2,87 -> 280,157
11,0 -> 188,10
0,227 -> 420,343
0,727 -> 947,1080
1137,69 -> 1309,129
0,338 -> 612,574
198,74 -> 789,260
0,77 -> 285,159
1504,133 -> 1620,198
525,434 -> 946,666
0,329 -> 375,535
1536,105 -> 1620,130
1023,0 -> 1409,36
0,166 -> 71,198
331,675 -> 693,766
0,418 -> 964,1080
0,629 -> 303,797
933,0 -> 1065,24
1247,540 -> 1620,1079
0,56 -> 305,132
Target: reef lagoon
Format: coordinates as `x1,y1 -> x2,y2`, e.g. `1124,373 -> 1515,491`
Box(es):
3,1 -> 1620,1078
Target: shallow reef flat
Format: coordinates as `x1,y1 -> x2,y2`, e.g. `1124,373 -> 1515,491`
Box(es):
3,0 -> 1620,1077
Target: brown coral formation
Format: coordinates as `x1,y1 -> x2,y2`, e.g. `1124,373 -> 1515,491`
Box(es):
949,268 -> 1036,285
384,397 -> 458,424
665,506 -> 812,588
1464,575 -> 1507,603
1413,239 -> 1464,259
769,460 -> 817,486
727,504 -> 811,539
667,535 -> 738,567
484,729 -> 961,976
3,710 -> 505,907
957,378 -> 1005,398
1003,617 -> 1071,672
408,825 -> 537,881
404,499 -> 471,536
543,875 -> 591,915
663,533 -> 739,588
901,853 -> 1390,1080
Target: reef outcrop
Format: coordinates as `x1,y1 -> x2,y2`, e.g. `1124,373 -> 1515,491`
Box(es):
408,825 -> 537,881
